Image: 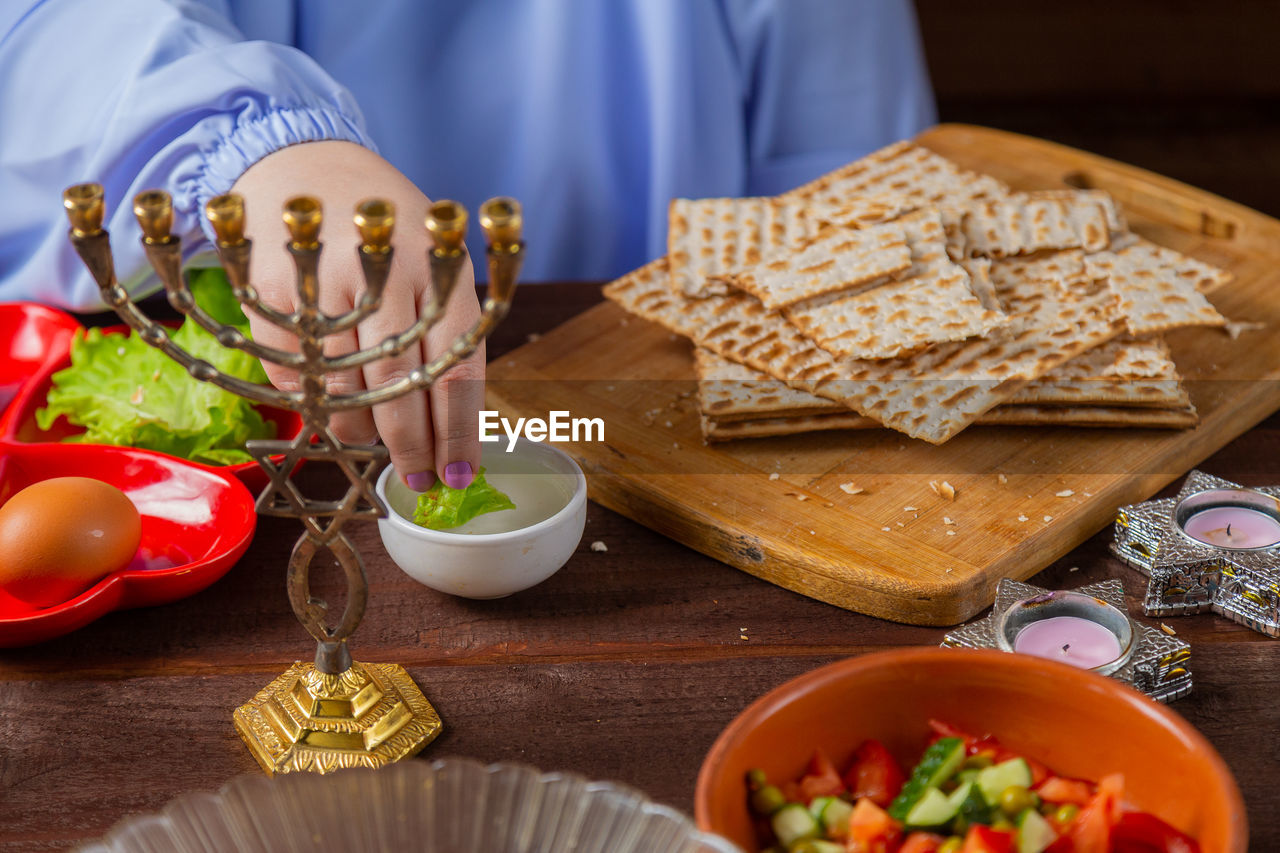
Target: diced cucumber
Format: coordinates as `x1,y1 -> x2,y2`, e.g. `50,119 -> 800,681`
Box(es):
977,758 -> 1033,806
904,786 -> 956,828
888,738 -> 967,820
1016,808 -> 1058,853
952,779 -> 994,828
790,841 -> 845,853
817,797 -> 854,838
808,796 -> 836,820
771,802 -> 820,846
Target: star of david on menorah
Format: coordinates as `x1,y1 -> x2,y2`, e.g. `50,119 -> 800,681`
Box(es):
61,182 -> 522,774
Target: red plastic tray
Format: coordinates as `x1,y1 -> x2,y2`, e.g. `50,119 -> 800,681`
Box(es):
0,440 -> 256,646
0,303 -> 277,645
0,302 -> 80,418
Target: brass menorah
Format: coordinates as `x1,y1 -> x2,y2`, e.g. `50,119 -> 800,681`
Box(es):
62,183 -> 521,774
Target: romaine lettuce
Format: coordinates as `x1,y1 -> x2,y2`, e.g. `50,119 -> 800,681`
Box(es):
412,467 -> 516,530
36,268 -> 275,465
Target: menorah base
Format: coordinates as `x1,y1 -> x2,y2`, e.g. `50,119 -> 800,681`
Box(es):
232,660 -> 443,776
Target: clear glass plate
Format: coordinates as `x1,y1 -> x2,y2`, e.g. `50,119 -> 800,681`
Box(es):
76,757 -> 743,853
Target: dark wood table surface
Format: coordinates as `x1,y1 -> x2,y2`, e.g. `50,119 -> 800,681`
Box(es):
2,282 -> 1278,851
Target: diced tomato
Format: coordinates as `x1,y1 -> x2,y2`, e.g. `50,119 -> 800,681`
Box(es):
798,749 -> 846,801
1111,811 -> 1201,853
1041,838 -> 1074,853
1096,774 -> 1125,823
846,798 -> 904,853
1065,798 -> 1111,853
928,719 -> 979,751
961,824 -> 1015,853
843,740 -> 907,808
1023,755 -> 1052,788
1062,775 -> 1123,853
900,831 -> 948,853
1036,776 -> 1095,806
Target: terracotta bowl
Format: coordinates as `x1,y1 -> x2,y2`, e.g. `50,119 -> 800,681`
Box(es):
695,647 -> 1246,853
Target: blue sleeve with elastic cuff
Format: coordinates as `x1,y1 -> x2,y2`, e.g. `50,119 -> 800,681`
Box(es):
0,0 -> 375,310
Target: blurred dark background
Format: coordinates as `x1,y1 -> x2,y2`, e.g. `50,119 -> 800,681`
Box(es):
915,0 -> 1280,217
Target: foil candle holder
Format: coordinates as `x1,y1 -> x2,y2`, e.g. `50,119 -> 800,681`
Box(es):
942,578 -> 1192,703
1113,469 -> 1280,638
62,183 -> 523,774
993,591 -> 1136,676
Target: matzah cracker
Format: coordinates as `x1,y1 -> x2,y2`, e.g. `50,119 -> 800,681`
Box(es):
813,195 -> 919,229
782,141 -> 1010,208
716,220 -> 913,310
1015,377 -> 1189,409
784,208 -> 1009,360
667,197 -> 816,298
702,411 -> 874,440
1014,335 -> 1189,408
604,254 -> 1124,444
702,403 -> 1198,442
1085,240 -> 1228,335
695,348 -> 840,421
1022,189 -> 1127,233
988,251 -> 1089,319
978,404 -> 1198,429
1096,235 -> 1233,293
959,197 -> 1110,258
696,344 -> 1188,418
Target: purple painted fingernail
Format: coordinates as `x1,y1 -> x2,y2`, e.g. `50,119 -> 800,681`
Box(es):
443,461 -> 474,489
406,471 -> 435,492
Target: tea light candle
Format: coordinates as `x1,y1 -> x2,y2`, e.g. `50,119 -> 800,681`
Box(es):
1013,615 -> 1123,669
995,590 -> 1134,676
1182,506 -> 1280,549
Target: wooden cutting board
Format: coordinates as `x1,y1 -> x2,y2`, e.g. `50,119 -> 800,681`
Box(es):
486,124 -> 1280,626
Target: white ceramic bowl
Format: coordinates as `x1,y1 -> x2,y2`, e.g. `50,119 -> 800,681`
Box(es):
375,438 -> 587,598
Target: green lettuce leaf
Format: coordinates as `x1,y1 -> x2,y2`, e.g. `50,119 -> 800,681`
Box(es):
36,267 -> 275,465
412,467 -> 516,530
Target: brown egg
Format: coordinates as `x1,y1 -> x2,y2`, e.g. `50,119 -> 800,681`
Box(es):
0,477 -> 142,608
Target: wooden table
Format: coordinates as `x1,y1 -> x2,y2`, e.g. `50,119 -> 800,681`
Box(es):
1,283 -> 1277,851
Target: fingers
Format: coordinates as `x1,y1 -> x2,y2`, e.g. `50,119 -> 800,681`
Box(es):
319,285 -> 377,447
242,261 -> 304,399
357,284 -> 435,489
424,262 -> 483,488
247,311 -> 301,395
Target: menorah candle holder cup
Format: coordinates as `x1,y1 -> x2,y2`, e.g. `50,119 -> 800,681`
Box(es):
62,182 -> 524,774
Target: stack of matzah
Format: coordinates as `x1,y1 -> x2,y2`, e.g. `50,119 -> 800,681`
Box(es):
604,141 -> 1236,445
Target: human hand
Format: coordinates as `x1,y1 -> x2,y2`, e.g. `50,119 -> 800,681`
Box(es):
230,141 -> 482,490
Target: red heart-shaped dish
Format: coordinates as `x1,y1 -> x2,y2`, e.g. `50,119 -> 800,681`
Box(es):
0,439 -> 256,647
0,302 -> 81,415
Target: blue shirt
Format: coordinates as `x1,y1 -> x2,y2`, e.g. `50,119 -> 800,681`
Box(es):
0,0 -> 935,309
